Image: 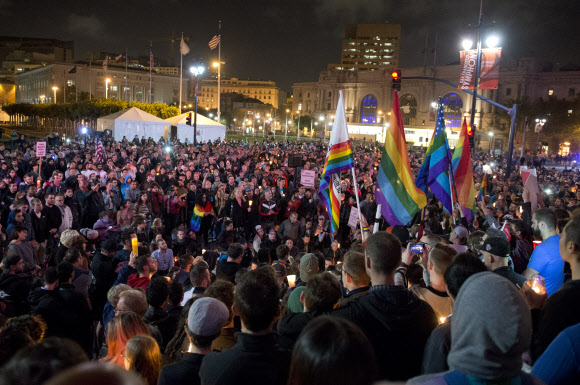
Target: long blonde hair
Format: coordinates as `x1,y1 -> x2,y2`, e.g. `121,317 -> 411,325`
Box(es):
103,312 -> 150,367
125,335 -> 162,385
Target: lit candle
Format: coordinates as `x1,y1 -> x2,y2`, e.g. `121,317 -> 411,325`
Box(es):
249,200 -> 252,206
287,274 -> 296,288
131,235 -> 138,256
439,317 -> 446,324
202,249 -> 206,254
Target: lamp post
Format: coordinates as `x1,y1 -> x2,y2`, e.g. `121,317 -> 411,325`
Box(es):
285,109 -> 290,141
52,87 -> 58,104
39,95 -> 45,104
105,78 -> 111,100
319,115 -> 325,141
213,61 -> 224,123
190,66 -> 205,146
536,118 -> 546,154
462,2 -> 499,130
488,131 -> 494,154
81,127 -> 88,150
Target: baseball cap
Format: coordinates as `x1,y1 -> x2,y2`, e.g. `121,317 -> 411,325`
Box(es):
387,225 -> 410,247
318,215 -> 325,220
255,225 -> 263,231
477,237 -> 511,258
245,187 -> 252,192
187,297 -> 229,337
271,261 -> 287,278
300,253 -> 319,282
101,239 -> 120,252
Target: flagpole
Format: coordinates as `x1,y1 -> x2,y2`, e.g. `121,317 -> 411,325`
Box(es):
125,49 -> 128,102
149,41 -> 152,104
217,21 -> 221,123
89,56 -> 92,101
179,33 -> 183,114
350,167 -> 365,241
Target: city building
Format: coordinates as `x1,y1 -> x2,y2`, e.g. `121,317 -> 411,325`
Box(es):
0,36 -> 74,75
144,67 -> 179,76
15,62 -> 185,105
292,57 -> 580,153
198,77 -> 280,109
327,24 -> 401,72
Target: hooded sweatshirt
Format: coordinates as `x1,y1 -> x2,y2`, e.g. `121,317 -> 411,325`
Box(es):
127,273 -> 150,291
447,272 -> 532,380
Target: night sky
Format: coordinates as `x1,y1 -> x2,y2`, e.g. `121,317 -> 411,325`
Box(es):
2,0 -> 579,91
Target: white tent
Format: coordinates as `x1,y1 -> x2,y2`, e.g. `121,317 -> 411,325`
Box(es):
96,107 -> 171,142
166,112 -> 226,143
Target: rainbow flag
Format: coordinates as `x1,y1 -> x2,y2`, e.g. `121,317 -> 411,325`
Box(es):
478,173 -> 488,201
318,90 -> 354,234
374,92 -> 426,226
189,202 -> 215,232
452,118 -> 476,221
415,98 -> 453,214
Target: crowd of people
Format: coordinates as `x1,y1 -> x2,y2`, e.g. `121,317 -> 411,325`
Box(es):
0,132 -> 579,385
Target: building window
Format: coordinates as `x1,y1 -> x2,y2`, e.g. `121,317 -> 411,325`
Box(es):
506,88 -> 512,96
569,88 -> 576,97
399,94 -> 417,126
327,103 -> 331,110
328,91 -> 332,97
307,92 -> 310,98
360,94 -> 378,124
548,89 -> 554,96
442,93 -> 463,128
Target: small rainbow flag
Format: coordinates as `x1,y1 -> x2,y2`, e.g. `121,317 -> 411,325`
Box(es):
318,90 -> 354,234
190,202 -> 215,232
452,118 -> 476,221
374,91 -> 427,226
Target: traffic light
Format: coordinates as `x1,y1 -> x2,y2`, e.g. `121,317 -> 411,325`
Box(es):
467,124 -> 476,149
186,112 -> 192,126
391,70 -> 401,91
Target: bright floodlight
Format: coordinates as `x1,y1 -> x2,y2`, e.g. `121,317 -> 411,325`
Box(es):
462,39 -> 473,51
209,113 -> 213,117
165,146 -> 171,153
486,36 -> 499,48
66,138 -> 70,143
488,132 -> 494,137
431,102 -> 437,108
319,116 -> 325,121
81,127 -> 88,134
190,66 -> 205,75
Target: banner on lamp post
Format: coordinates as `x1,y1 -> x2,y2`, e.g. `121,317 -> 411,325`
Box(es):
458,47 -> 502,90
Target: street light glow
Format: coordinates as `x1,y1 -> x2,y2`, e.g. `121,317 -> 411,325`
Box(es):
462,39 -> 473,51
81,127 -> 88,134
165,146 -> 171,153
488,132 -> 494,137
486,36 -> 499,48
190,66 -> 205,75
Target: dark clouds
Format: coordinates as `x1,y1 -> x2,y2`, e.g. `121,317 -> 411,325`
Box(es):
1,0 -> 578,91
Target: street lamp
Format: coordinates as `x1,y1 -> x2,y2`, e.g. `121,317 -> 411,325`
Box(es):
190,65 -> 205,146
536,118 -> 547,154
488,131 -> 494,154
81,127 -> 88,149
212,61 -> 224,123
285,109 -> 290,141
39,95 -> 45,104
105,78 -> 111,99
52,86 -> 58,104
461,12 -> 500,130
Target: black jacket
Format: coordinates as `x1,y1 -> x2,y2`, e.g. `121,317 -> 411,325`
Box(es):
90,251 -> 117,314
143,306 -> 176,353
159,352 -> 205,385
277,311 -> 316,350
199,333 -> 290,385
216,261 -> 241,284
58,283 -> 93,356
331,285 -> 438,381
0,273 -> 32,317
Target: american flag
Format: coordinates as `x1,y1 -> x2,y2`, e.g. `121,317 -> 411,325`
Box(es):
208,35 -> 220,50
95,139 -> 104,163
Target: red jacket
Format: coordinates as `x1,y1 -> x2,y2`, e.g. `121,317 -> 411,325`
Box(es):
127,274 -> 150,291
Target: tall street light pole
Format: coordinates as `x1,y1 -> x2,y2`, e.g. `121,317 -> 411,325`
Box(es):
105,78 -> 111,100
52,87 -> 58,104
190,65 -> 205,146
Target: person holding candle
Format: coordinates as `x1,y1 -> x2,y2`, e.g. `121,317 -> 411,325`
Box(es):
528,215 -> 580,363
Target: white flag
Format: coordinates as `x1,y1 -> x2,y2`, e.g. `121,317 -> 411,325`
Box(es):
180,38 -> 190,55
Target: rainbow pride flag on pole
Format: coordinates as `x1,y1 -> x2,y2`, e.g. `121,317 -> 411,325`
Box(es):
374,91 -> 427,226
318,90 -> 354,234
452,118 -> 476,221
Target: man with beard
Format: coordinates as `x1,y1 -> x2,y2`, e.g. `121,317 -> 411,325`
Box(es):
524,208 -> 563,296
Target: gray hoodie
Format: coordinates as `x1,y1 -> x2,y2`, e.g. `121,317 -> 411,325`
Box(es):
448,272 -> 532,379
408,272 -> 536,384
